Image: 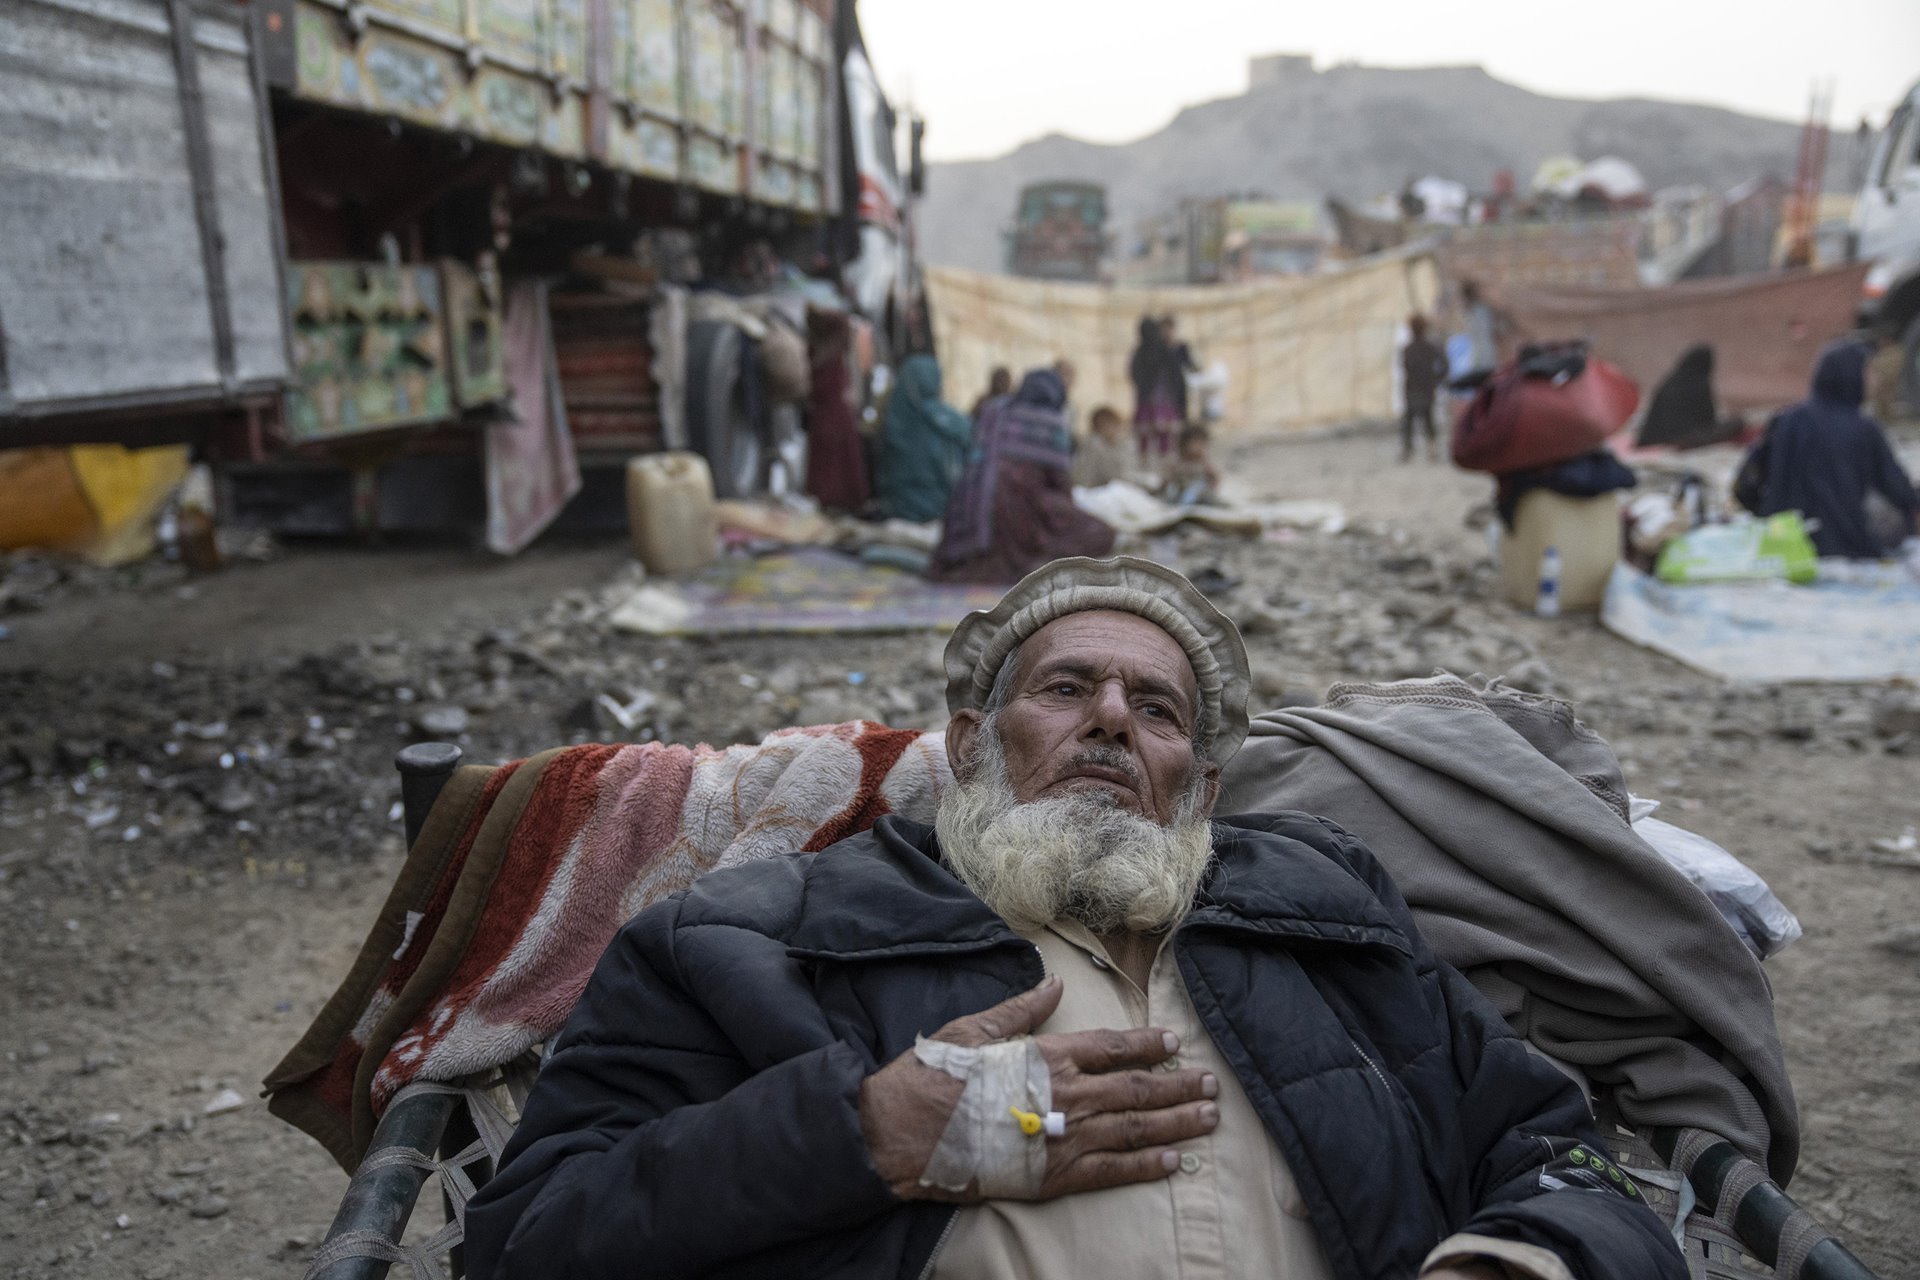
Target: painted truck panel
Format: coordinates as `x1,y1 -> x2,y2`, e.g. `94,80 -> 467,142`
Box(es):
284,0 -> 833,210
0,0 -> 290,416
283,261 -> 452,442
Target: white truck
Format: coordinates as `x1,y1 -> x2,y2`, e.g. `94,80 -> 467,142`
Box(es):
1854,76 -> 1920,414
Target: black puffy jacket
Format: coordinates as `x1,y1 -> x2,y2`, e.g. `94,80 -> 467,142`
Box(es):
465,813 -> 1685,1280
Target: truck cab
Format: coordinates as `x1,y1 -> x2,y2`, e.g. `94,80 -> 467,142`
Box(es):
1854,77 -> 1920,412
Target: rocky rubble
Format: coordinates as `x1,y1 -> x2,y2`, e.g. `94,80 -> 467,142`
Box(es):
3,518 -> 1903,901
2,513 -> 1915,1279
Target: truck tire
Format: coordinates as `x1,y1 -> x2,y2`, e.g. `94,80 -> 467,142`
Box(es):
1899,312 -> 1920,422
686,319 -> 763,499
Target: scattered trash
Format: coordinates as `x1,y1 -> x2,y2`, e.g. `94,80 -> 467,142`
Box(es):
593,690 -> 657,733
1630,799 -> 1801,959
201,1088 -> 245,1116
1871,828 -> 1918,857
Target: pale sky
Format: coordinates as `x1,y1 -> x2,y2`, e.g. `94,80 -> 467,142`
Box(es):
859,0 -> 1920,163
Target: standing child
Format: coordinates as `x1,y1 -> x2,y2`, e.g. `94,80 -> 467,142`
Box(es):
1401,313 -> 1448,462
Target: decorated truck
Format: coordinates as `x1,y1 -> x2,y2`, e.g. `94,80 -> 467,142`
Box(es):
1005,181 -> 1107,283
0,0 -> 921,535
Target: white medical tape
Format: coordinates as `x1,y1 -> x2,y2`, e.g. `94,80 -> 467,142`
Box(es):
913,1035 -> 1054,1196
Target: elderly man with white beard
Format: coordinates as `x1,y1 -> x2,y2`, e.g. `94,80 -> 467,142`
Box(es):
465,558 -> 1685,1280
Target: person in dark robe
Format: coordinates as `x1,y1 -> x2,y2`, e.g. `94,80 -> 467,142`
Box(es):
1128,317 -> 1181,460
1400,313 -> 1448,461
1736,339 -> 1918,558
971,366 -> 1013,422
928,368 -> 1116,583
876,353 -> 973,523
804,312 -> 870,512
1160,314 -> 1199,424
1638,345 -> 1740,450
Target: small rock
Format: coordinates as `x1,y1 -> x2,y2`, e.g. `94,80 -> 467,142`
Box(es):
150,1183 -> 190,1206
35,1175 -> 63,1200
413,704 -> 470,737
1252,667 -> 1293,702
189,1194 -> 230,1219
1872,691 -> 1920,739
206,781 -> 255,815
202,1087 -> 246,1115
1502,658 -> 1560,695
87,1188 -> 111,1208
1871,924 -> 1920,956
1233,602 -> 1288,636
78,1051 -> 121,1076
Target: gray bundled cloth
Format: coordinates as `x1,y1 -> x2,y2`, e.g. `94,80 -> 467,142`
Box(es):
1219,674 -> 1798,1182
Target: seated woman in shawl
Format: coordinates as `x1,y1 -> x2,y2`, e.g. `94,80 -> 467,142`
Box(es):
927,368 -> 1116,583
875,354 -> 974,523
1637,345 -> 1745,450
1735,339 -> 1918,558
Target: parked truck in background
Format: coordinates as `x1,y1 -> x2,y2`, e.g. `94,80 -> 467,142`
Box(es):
0,0 -> 922,533
1853,76 -> 1920,415
1005,181 -> 1107,283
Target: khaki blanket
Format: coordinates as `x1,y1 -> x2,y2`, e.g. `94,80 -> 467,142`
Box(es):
926,252 -> 1440,438
1219,674 -> 1797,1181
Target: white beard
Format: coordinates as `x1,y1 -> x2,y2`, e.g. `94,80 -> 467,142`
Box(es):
935,728 -> 1215,935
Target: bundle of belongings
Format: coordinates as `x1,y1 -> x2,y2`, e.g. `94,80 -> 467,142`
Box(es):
1453,343 -> 1643,527
269,683 -> 1796,1187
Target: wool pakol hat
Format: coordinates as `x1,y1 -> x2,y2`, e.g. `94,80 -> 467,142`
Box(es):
943,556 -> 1251,766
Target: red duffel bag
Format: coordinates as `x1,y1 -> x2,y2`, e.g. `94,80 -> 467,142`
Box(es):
1450,344 -> 1640,474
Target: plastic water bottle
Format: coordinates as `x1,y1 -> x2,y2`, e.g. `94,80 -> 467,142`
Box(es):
1536,546 -> 1563,618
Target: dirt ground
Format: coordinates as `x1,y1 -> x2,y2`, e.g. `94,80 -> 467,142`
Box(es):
2,428 -> 1917,1279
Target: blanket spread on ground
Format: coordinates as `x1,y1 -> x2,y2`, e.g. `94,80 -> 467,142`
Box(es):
264,722 -> 950,1169
1219,674 -> 1798,1181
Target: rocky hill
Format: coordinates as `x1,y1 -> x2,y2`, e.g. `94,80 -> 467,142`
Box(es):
921,62 -> 1816,272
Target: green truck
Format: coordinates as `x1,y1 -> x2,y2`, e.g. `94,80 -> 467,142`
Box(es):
1005,181 -> 1107,282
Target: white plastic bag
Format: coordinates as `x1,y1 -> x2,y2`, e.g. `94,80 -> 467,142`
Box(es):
1630,798 -> 1801,960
